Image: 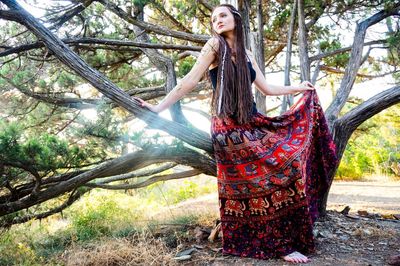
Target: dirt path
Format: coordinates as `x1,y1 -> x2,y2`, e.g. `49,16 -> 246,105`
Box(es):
161,181 -> 400,266
163,180 -> 400,217
327,181 -> 400,214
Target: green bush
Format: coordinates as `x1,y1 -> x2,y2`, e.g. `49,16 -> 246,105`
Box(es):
337,104 -> 400,180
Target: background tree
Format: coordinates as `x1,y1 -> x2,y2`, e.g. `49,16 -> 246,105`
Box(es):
0,0 -> 399,227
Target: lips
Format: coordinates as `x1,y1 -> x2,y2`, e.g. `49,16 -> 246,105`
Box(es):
218,25 -> 224,29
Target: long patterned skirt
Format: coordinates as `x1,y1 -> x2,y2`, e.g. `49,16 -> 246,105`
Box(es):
211,90 -> 338,259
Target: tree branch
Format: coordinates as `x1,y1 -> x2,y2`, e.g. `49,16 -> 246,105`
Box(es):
149,0 -> 192,33
86,169 -> 202,190
332,85 -> 400,165
95,0 -> 209,43
319,65 -> 399,79
0,145 -> 216,216
0,37 -> 202,57
309,39 -> 388,62
325,3 -> 400,124
0,0 -> 213,153
94,162 -> 177,184
198,0 -> 214,11
0,188 -> 90,227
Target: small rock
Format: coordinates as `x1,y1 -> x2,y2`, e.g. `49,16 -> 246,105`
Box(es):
363,229 -> 372,235
382,214 -> 395,219
194,226 -> 209,242
176,247 -> 196,257
173,255 -> 192,261
318,230 -> 334,238
346,214 -> 360,220
357,210 -> 369,216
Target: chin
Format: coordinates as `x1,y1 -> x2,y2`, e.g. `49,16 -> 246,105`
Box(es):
216,29 -> 230,35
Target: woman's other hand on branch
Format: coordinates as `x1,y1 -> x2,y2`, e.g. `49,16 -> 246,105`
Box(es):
132,97 -> 161,113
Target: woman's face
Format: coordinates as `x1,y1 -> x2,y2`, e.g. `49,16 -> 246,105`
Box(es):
211,6 -> 235,35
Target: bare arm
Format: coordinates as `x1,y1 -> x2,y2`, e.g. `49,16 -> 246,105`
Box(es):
135,38 -> 219,113
247,50 -> 315,96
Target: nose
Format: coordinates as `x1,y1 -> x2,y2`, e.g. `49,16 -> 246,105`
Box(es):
214,17 -> 222,25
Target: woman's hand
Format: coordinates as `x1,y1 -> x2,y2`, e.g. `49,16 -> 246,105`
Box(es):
295,81 -> 315,92
132,97 -> 162,113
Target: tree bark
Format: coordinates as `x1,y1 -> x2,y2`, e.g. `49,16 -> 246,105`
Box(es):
0,37 -> 202,57
280,0 -> 297,114
238,0 -> 251,49
253,0 -> 266,114
0,146 -> 216,216
297,0 -> 310,81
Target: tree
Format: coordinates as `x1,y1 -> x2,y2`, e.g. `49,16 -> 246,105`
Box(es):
0,0 -> 399,227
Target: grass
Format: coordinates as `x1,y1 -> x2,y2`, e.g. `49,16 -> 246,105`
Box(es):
0,175 -> 217,266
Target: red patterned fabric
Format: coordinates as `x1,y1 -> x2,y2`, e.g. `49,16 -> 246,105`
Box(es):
211,90 -> 338,259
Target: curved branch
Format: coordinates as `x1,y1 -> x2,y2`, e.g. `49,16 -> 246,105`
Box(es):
86,169 -> 202,190
198,0 -> 214,11
309,39 -> 388,62
47,0 -> 94,30
0,188 -> 90,227
319,65 -> 399,79
0,146 -> 216,216
96,162 -> 177,184
333,85 -> 400,160
0,37 -> 202,57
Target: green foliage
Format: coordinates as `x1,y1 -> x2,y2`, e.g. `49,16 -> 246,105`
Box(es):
177,56 -> 196,77
320,38 -> 350,68
69,196 -> 121,241
337,104 -> 400,180
0,121 -> 91,172
135,176 -> 216,206
133,0 -> 151,8
386,31 -> 400,66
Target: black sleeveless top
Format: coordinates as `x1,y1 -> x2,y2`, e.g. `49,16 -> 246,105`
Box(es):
209,61 -> 258,114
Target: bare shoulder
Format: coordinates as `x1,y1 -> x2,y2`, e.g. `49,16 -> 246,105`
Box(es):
203,37 -> 219,55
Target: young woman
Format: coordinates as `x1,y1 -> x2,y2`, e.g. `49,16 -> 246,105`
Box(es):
135,4 -> 338,264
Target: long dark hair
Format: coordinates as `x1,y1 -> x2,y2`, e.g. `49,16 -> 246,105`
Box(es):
210,4 -> 253,125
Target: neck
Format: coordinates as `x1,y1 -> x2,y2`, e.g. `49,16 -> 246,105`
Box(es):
224,32 -> 235,51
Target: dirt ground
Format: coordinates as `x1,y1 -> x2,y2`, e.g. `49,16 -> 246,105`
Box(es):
162,181 -> 400,266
